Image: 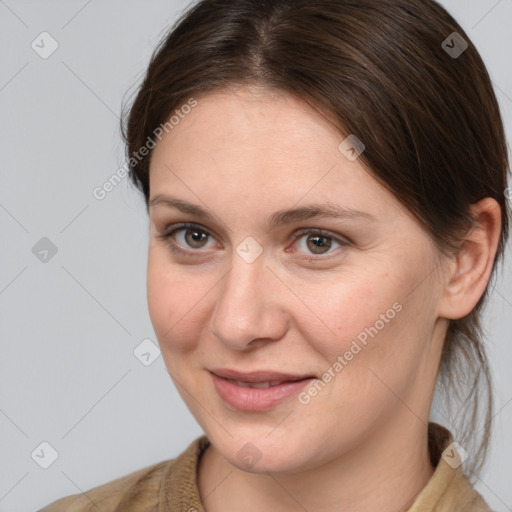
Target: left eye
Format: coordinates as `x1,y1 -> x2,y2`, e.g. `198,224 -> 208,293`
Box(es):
291,229 -> 345,256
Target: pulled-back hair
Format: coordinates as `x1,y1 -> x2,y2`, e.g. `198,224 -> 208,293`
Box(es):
121,0 -> 510,480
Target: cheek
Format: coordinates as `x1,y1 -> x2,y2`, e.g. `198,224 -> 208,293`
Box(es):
311,262 -> 436,404
146,248 -> 208,354
300,272 -> 399,356
301,266 -> 423,397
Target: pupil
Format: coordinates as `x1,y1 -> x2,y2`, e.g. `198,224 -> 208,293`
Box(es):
309,235 -> 330,254
187,230 -> 206,247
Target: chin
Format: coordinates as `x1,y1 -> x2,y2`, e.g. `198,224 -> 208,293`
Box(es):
208,426 -> 323,475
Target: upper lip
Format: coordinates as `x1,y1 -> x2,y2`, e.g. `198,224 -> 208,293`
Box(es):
209,368 -> 315,383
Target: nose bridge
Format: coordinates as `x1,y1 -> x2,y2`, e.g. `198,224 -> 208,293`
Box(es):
210,248 -> 286,348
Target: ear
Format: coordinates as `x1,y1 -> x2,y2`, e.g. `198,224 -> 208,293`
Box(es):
438,197 -> 502,320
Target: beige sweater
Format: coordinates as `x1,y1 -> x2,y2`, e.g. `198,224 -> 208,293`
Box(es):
38,422 -> 491,511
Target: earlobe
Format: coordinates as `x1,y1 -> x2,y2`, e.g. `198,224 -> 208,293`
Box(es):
438,197 -> 502,320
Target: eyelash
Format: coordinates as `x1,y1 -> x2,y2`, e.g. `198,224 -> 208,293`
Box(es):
155,222 -> 349,259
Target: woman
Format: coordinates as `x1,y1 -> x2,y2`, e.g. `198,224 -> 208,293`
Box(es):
39,0 -> 509,510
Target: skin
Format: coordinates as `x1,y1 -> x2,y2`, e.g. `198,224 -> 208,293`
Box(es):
146,86 -> 501,512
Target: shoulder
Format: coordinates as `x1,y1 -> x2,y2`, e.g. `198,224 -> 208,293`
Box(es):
408,423 -> 492,512
37,459 -> 171,512
410,467 -> 492,512
37,435 -> 210,512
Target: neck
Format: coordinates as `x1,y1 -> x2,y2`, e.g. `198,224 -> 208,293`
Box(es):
198,415 -> 435,512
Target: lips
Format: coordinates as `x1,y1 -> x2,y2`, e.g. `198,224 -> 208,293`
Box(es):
209,368 -> 315,384
210,370 -> 316,411
225,379 -> 286,388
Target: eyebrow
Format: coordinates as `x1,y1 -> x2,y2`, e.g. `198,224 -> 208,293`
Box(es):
149,194 -> 377,230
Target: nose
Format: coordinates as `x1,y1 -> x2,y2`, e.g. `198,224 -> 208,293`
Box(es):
210,248 -> 289,351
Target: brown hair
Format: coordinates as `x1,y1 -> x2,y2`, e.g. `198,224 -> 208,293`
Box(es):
121,0 -> 510,480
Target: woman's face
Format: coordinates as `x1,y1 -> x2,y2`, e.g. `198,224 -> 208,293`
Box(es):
147,87 -> 448,473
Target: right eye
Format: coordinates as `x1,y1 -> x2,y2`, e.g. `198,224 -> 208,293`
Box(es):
155,222 -> 217,255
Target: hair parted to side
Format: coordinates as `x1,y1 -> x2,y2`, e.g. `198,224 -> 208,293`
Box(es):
121,0 -> 510,480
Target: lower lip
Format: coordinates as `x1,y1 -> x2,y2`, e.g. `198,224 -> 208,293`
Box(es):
211,372 -> 315,411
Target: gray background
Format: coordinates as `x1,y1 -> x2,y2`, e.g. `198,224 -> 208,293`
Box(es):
0,1 -> 511,510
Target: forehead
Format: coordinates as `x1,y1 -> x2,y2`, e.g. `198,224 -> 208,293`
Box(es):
148,87 -> 401,224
